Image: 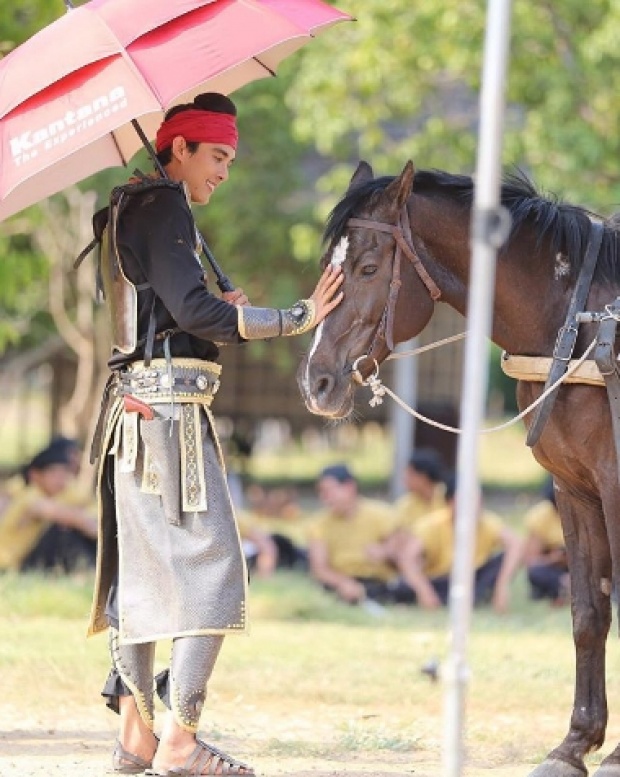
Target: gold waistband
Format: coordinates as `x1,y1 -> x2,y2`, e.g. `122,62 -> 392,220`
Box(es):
121,358 -> 221,403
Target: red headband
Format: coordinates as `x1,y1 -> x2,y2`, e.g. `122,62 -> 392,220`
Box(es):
155,109 -> 238,153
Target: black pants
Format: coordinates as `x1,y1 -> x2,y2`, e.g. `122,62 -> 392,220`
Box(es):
528,563 -> 567,600
21,525 -> 96,573
427,553 -> 505,606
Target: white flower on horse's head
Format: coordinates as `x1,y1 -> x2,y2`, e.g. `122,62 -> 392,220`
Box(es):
554,252 -> 570,280
331,235 -> 349,268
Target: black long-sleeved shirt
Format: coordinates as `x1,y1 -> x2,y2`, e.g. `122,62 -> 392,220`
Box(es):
107,183 -> 243,370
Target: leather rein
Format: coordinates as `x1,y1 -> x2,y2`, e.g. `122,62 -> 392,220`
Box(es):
345,205 -> 441,376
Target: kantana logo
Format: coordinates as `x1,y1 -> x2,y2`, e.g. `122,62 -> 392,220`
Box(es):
10,86 -> 128,166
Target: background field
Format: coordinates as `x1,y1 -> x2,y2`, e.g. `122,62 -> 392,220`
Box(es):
2,570 -> 620,777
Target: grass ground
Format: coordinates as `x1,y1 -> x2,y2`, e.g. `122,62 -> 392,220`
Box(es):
2,569 -> 620,776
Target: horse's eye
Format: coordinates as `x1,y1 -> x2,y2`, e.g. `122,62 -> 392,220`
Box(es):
360,264 -> 378,277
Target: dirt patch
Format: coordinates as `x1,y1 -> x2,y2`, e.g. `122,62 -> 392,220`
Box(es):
0,705 -> 539,777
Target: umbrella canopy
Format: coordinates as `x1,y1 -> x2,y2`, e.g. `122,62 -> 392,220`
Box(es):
0,0 -> 351,222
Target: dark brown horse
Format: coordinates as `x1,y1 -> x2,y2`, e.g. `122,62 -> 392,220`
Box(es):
298,160 -> 620,777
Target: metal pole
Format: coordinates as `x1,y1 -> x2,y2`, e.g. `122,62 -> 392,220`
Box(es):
390,338 -> 418,500
442,2 -> 513,776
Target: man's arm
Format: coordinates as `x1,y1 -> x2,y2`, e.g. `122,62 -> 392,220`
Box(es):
307,539 -> 366,603
393,535 -> 442,609
492,526 -> 524,614
27,498 -> 98,539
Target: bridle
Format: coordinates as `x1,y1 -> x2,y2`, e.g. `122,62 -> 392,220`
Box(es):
345,204 -> 442,380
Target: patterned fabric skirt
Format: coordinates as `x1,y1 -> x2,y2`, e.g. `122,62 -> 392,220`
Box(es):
88,400 -> 247,644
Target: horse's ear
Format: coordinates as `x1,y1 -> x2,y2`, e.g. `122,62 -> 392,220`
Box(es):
381,160 -> 415,215
348,161 -> 374,192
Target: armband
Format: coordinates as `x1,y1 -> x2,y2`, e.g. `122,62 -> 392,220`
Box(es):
237,299 -> 317,340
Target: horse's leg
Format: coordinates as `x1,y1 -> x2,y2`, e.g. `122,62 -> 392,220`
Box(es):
590,477 -> 620,777
529,486 -> 611,777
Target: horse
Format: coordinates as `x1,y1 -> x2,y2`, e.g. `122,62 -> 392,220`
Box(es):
298,159 -> 620,777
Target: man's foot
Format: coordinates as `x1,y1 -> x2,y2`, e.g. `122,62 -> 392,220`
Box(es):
112,737 -> 158,774
147,738 -> 255,775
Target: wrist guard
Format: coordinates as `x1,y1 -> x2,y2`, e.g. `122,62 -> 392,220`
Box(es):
237,299 -> 316,339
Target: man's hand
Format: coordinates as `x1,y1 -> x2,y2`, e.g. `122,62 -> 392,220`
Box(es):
335,578 -> 366,604
309,265 -> 344,325
222,288 -> 249,306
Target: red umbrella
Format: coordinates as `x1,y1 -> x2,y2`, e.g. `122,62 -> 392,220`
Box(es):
0,0 -> 352,223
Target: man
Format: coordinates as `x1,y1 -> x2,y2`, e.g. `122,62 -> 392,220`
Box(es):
523,477 -> 569,606
88,93 -> 343,777
0,442 -> 97,572
402,475 -> 523,613
307,464 -> 409,605
393,449 -> 446,532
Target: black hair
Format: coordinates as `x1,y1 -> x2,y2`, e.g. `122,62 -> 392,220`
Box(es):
444,472 -> 457,502
156,92 -> 237,166
318,463 -> 356,484
408,448 -> 445,483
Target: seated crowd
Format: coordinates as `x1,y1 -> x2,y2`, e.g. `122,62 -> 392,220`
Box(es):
0,438 -> 567,612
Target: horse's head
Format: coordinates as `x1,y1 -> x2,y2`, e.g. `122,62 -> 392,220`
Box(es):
298,161 -> 438,419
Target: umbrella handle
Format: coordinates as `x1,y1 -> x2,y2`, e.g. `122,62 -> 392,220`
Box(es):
131,120 -> 235,293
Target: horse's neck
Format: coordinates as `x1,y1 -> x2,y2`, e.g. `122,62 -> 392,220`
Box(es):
409,196 -> 565,355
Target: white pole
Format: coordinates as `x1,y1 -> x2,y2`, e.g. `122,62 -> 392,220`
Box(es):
442,2 -> 513,776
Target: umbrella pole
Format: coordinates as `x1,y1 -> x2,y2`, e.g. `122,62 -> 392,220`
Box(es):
131,119 -> 235,293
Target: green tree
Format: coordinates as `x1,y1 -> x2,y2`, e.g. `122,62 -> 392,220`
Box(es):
289,1 -> 620,213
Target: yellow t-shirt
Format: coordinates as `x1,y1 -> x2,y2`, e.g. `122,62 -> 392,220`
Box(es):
393,486 -> 446,532
414,506 -> 504,579
0,484 -> 48,571
307,497 -> 399,581
524,500 -> 564,551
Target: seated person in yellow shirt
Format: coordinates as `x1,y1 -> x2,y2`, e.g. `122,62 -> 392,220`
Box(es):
244,484 -> 308,570
0,441 -> 98,573
403,475 -> 523,613
523,477 -> 569,606
235,508 -> 278,578
307,464 -> 414,605
394,448 -> 446,532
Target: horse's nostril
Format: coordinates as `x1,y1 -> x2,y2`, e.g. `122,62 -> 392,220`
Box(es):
316,375 -> 333,398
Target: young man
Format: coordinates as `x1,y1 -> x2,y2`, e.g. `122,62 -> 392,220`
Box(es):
0,442 -> 97,572
307,464 -> 406,605
89,93 -> 343,777
393,448 -> 446,532
401,475 -> 524,613
523,477 -> 569,606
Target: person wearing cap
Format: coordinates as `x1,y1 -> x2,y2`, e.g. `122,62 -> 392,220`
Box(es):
403,474 -> 524,613
88,93 -> 343,777
0,442 -> 97,573
393,449 -> 446,532
307,464 -> 413,606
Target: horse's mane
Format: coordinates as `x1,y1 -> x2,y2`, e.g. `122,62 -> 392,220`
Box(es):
324,168 -> 620,284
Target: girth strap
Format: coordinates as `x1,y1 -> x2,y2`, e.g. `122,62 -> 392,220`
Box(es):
526,220 -> 604,447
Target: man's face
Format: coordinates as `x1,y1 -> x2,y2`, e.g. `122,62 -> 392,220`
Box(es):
405,466 -> 430,496
30,463 -> 72,497
317,476 -> 357,516
176,141 -> 236,204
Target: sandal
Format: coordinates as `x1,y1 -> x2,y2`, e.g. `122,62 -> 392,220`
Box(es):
112,738 -> 156,774
146,738 -> 255,776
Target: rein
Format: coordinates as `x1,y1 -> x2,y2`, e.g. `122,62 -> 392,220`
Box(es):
346,206 -> 441,362
353,333 -> 598,436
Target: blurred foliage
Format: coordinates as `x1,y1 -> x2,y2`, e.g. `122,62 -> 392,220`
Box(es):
3,1 -> 620,356
289,0 -> 620,213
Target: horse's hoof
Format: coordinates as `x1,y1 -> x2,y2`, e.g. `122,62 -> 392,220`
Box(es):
528,758 -> 587,777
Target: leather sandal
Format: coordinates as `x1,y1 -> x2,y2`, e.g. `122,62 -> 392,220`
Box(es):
145,738 -> 255,776
112,739 -> 156,774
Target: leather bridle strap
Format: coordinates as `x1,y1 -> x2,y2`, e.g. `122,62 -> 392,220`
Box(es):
347,210 -> 441,303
